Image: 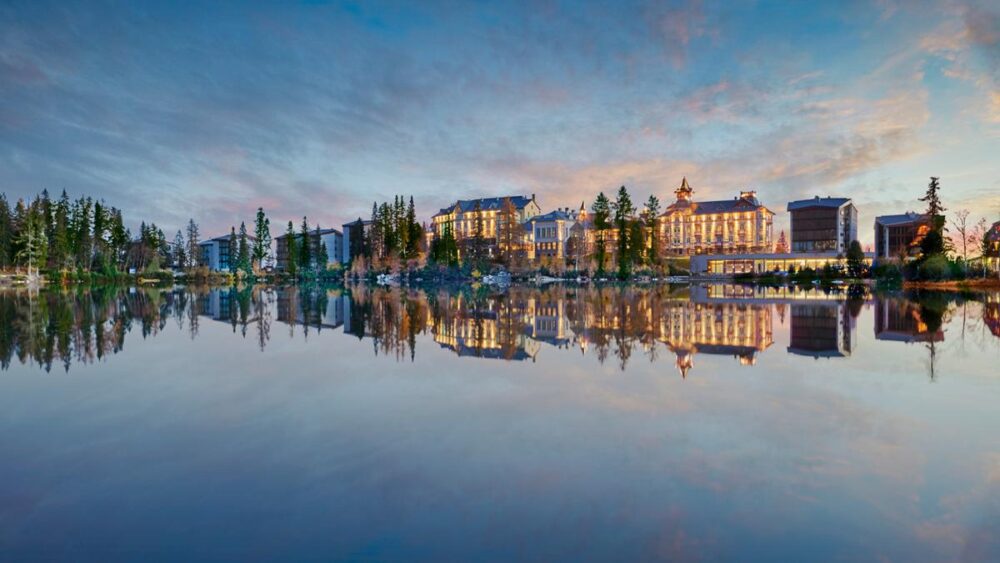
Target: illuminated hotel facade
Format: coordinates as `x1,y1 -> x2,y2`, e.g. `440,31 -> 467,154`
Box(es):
657,178 -> 775,256
430,195 -> 541,241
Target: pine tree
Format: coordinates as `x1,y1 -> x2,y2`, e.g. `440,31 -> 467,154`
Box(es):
252,207 -> 271,270
108,209 -> 129,270
643,195 -> 660,266
315,224 -> 328,271
612,186 -> 635,279
497,197 -> 520,267
9,199 -> 26,267
228,226 -> 237,272
237,221 -> 251,275
592,192 -> 611,274
51,196 -> 70,270
73,197 -> 93,270
0,194 -> 11,269
285,221 -> 298,276
16,200 -> 48,277
471,200 -> 486,269
846,240 -> 866,278
186,219 -> 201,268
920,176 -> 946,227
299,216 -> 312,271
405,196 -> 420,259
173,230 -> 187,269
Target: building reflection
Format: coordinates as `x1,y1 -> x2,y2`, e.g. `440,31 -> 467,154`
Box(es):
2,284 -> 990,374
874,298 -> 945,343
787,303 -> 855,358
983,294 -> 1000,339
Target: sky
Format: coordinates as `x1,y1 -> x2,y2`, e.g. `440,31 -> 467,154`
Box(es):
1,0 -> 998,245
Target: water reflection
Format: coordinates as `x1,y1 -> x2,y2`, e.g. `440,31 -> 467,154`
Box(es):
3,284 -> 999,376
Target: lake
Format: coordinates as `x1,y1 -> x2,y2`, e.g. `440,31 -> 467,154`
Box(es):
1,284 -> 999,561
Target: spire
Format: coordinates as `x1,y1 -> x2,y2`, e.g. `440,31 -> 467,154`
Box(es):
675,177 -> 693,202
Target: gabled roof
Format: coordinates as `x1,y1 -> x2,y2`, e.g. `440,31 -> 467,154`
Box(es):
875,212 -> 927,226
342,217 -> 373,228
787,197 -> 853,211
662,197 -> 770,216
524,209 -> 576,225
434,195 -> 536,217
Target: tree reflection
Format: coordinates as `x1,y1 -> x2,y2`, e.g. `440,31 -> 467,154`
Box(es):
2,284 -> 996,376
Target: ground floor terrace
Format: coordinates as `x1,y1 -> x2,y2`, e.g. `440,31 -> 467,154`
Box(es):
690,251 -> 874,276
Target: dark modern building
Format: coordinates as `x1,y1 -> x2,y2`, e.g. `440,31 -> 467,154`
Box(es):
787,197 -> 858,254
873,212 -> 932,260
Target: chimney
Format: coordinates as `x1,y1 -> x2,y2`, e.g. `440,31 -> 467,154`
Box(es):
532,193 -> 536,201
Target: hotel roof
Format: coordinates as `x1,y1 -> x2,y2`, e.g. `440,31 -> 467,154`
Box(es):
433,195 -> 536,217
874,212 -> 927,226
787,196 -> 853,211
523,209 -> 576,225
663,197 -> 770,216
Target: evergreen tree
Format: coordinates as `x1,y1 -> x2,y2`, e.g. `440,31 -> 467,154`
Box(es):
367,202 -> 382,260
10,199 -> 27,266
471,200 -> 486,269
405,196 -> 419,259
643,195 -> 660,265
252,207 -> 271,270
497,197 -> 521,267
186,219 -> 201,268
40,189 -> 53,244
315,224 -> 328,271
612,186 -> 635,279
109,209 -> 129,270
50,191 -> 71,269
237,221 -> 251,275
73,197 -> 93,270
592,192 -> 611,274
16,200 -> 48,277
920,176 -> 946,228
0,195 -> 11,269
285,221 -> 298,276
846,240 -> 866,278
228,226 -> 237,272
298,216 -> 312,271
173,230 -> 187,269
92,200 -> 107,263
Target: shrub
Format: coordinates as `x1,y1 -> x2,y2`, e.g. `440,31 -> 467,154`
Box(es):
918,254 -> 950,281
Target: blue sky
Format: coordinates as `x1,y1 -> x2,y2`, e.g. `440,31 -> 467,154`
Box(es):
1,0 -> 997,244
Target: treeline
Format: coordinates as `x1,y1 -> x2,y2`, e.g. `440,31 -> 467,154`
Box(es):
282,216 -> 328,277
0,190 -> 137,277
590,186 -> 663,279
350,196 -> 423,272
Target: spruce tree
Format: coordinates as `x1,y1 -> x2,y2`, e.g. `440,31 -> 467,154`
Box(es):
237,221 -> 251,275
228,226 -> 237,272
612,186 -> 635,279
173,230 -> 187,269
252,207 -> 271,270
299,216 -> 312,271
315,224 -> 328,271
0,194 -> 11,269
186,219 -> 201,268
17,200 -> 48,277
285,221 -> 298,276
592,192 -> 611,274
643,195 -> 660,265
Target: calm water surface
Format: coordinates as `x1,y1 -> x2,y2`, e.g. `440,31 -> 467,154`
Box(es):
1,284 -> 999,561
